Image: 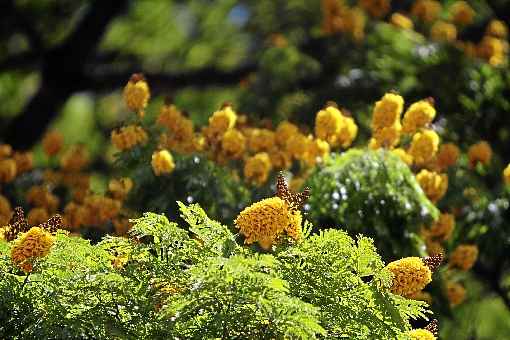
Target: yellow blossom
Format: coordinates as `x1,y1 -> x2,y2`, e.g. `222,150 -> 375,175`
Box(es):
428,213 -> 455,241
407,329 -> 436,340
449,1 -> 475,26
478,36 -> 507,66
60,145 -> 90,172
402,99 -> 436,133
411,0 -> 442,22
371,93 -> 404,131
108,178 -> 134,200
285,133 -> 310,160
425,239 -> 445,256
26,186 -> 59,213
303,139 -> 330,167
42,131 -> 64,157
386,257 -> 433,297
486,20 -> 508,39
221,128 -> 246,159
391,13 -> 414,30
337,116 -> 358,148
268,148 -> 293,170
244,153 -> 273,186
208,104 -> 237,135
123,73 -> 150,116
248,129 -> 275,153
430,21 -> 457,42
416,169 -> 448,202
372,124 -> 402,149
151,150 -> 175,176
408,130 -> 440,165
359,0 -> 390,18
275,121 -> 299,147
13,152 -> 33,174
436,143 -> 459,170
446,281 -> 466,306
0,194 -> 12,218
392,148 -> 414,166
468,141 -> 492,167
0,158 -> 17,183
503,163 -> 510,185
10,226 -> 55,272
111,125 -> 149,151
0,144 -> 12,159
315,105 -> 344,145
234,196 -> 302,249
449,244 -> 478,271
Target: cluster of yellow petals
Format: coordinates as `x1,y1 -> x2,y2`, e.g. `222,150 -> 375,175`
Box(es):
446,281 -> 466,306
449,244 -> 478,271
436,143 -> 459,170
151,150 -> 175,176
390,13 -> 414,30
10,226 -> 55,272
221,129 -> 246,159
0,158 -> 17,183
503,163 -> 510,185
416,169 -> 448,202
244,153 -> 273,186
486,20 -> 508,39
0,194 -> 12,226
203,104 -> 237,142
123,74 -> 150,117
315,105 -> 357,149
27,207 -> 50,226
406,329 -> 436,340
234,196 -> 302,249
430,21 -> 457,43
60,144 -> 90,172
63,194 -> 121,228
402,100 -> 436,134
358,0 -> 390,19
247,128 -> 276,153
108,177 -> 134,200
42,131 -> 64,157
468,141 -> 492,167
449,1 -> 475,26
321,0 -> 366,41
391,148 -> 414,166
411,0 -> 442,23
111,125 -> 148,151
426,213 -> 455,242
157,104 -> 199,154
408,130 -> 440,166
386,257 -> 432,297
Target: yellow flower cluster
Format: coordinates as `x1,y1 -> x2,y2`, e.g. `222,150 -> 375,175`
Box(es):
123,73 -> 150,117
390,13 -> 414,30
406,329 -> 436,340
315,104 -> 358,148
408,130 -> 440,166
42,131 -> 64,157
10,226 -> 55,272
111,125 -> 148,151
449,1 -> 475,26
416,169 -> 448,203
108,177 -> 134,200
151,150 -> 175,176
60,144 -> 90,172
446,281 -> 466,306
402,99 -> 436,134
370,93 -> 404,148
430,21 -> 457,42
221,129 -> 246,160
26,185 -> 60,213
27,207 -> 50,226
157,104 -> 200,154
322,0 -> 366,41
411,0 -> 441,23
358,0 -> 390,19
424,213 -> 455,242
244,153 -> 272,186
468,141 -> 492,167
0,158 -> 17,183
0,194 -> 12,226
504,163 -> 510,185
386,257 -> 433,297
449,244 -> 478,271
234,196 -> 302,249
435,143 -> 459,170
203,104 -> 237,142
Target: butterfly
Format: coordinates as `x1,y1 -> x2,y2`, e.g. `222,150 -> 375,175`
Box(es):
275,172 -> 311,211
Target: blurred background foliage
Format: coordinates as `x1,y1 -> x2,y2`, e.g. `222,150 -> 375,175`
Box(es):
1,0 -> 510,338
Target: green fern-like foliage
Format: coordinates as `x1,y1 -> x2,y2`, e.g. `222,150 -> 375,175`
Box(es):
0,203 -> 430,339
305,149 -> 439,259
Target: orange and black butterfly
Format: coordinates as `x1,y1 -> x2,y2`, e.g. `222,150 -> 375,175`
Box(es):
276,172 -> 311,211
4,207 -> 30,241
